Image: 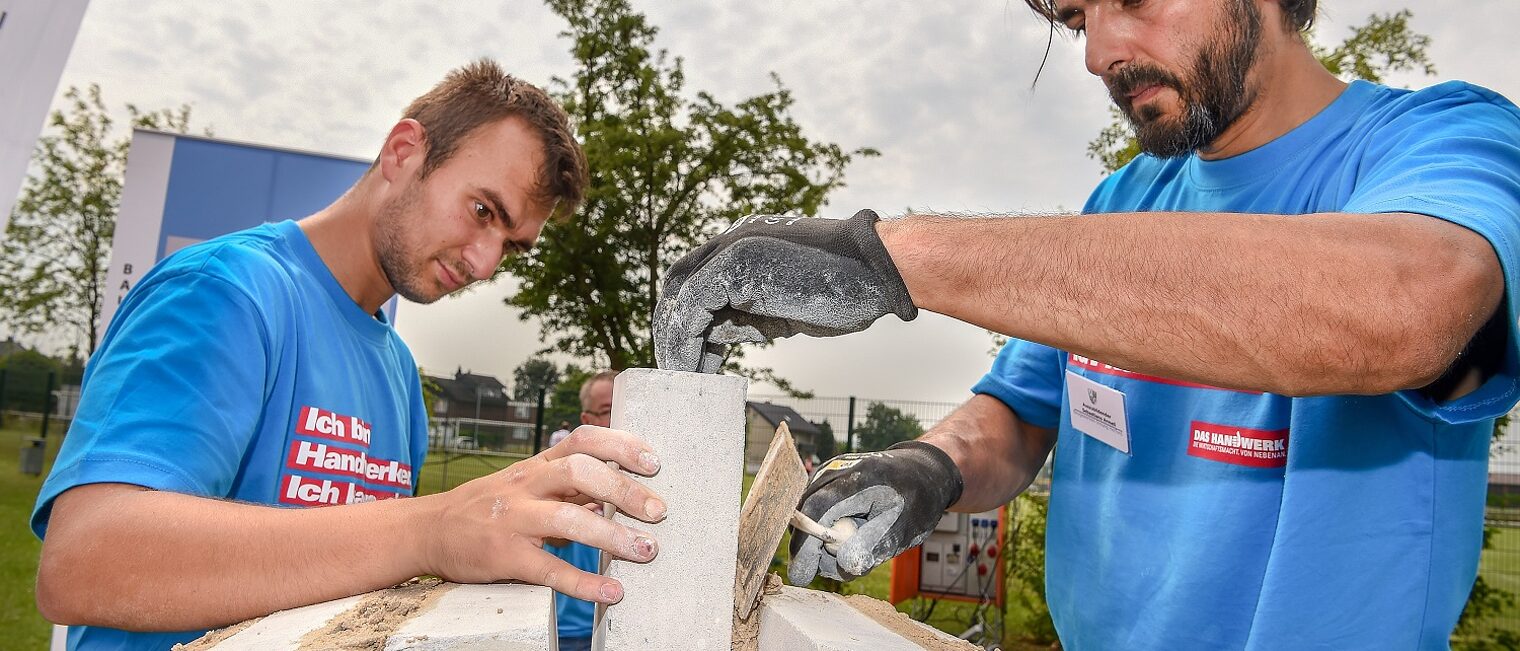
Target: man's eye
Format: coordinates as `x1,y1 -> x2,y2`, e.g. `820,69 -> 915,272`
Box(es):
474,201 -> 492,222
1056,10 -> 1084,34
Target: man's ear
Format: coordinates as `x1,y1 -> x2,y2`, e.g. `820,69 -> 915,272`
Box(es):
378,119 -> 427,184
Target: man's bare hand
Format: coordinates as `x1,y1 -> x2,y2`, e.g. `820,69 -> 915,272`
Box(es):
422,425 -> 666,604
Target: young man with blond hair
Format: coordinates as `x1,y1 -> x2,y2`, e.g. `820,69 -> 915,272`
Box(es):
34,60 -> 666,650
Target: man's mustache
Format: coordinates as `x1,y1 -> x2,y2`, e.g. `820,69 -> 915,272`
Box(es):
1106,65 -> 1184,108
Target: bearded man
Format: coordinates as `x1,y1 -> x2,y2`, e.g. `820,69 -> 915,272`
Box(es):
33,60 -> 669,651
653,1 -> 1520,648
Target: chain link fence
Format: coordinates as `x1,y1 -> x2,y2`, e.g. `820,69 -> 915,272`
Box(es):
746,392 -> 963,453
1477,413 -> 1520,643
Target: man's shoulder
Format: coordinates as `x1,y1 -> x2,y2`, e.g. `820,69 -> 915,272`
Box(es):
144,222 -> 305,297
1365,80 -> 1520,130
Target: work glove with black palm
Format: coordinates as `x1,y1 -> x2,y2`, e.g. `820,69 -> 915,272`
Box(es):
652,209 -> 918,373
787,440 -> 964,585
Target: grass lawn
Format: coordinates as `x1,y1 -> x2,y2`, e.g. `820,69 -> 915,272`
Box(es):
1472,525 -> 1520,638
0,421 -> 64,649
414,449 -> 526,495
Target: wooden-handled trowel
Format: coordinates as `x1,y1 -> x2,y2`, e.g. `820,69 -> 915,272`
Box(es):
732,422 -> 810,622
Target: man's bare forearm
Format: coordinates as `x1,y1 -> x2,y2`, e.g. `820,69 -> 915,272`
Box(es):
921,394 -> 1056,512
37,483 -> 440,631
36,427 -> 671,632
881,211 -> 1502,396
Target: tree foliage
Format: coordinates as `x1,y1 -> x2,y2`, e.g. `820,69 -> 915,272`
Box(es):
511,356 -> 561,402
813,418 -> 837,460
1088,11 -> 1434,174
1310,10 -> 1434,84
1004,493 -> 1058,645
505,0 -> 873,387
418,370 -> 443,416
0,85 -> 199,358
853,402 -> 925,452
0,349 -> 62,413
1453,411 -> 1520,650
542,363 -> 593,428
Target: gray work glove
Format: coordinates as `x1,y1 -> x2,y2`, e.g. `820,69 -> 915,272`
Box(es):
652,209 -> 918,373
787,441 -> 963,585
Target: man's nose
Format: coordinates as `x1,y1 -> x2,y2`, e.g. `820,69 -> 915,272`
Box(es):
461,237 -> 505,282
1083,11 -> 1137,77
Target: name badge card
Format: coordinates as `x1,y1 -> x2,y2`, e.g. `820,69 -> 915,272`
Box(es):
1065,371 -> 1131,454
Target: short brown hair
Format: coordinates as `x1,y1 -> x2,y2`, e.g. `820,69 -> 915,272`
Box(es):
402,59 -> 588,220
1021,0 -> 1316,34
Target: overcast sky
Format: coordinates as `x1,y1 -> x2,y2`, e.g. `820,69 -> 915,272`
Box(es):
40,0 -> 1520,404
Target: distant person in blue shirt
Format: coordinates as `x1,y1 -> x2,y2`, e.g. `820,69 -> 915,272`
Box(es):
546,369 -> 618,651
654,1 -> 1520,649
32,60 -> 669,651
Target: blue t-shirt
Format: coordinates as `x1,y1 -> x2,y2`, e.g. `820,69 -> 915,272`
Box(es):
546,541 -> 600,639
32,220 -> 430,650
974,81 -> 1520,650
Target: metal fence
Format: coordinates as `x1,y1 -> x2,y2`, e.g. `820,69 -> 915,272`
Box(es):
1479,415 -> 1520,643
746,392 -> 963,453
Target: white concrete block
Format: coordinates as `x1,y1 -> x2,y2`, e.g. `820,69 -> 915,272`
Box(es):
385,583 -> 555,651
593,368 -> 747,651
186,583 -> 554,651
758,586 -> 967,651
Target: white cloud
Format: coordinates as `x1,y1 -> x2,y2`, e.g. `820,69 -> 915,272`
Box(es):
45,0 -> 1515,405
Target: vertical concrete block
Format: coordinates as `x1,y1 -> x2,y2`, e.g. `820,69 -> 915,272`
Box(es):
593,368 -> 747,651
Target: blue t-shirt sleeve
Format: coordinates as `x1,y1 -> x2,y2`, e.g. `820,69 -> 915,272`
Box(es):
970,337 -> 1065,429
31,269 -> 269,537
1343,85 -> 1520,423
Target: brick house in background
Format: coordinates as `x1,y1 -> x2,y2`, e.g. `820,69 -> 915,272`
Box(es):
745,401 -> 821,473
423,369 -> 541,452
425,368 -> 532,422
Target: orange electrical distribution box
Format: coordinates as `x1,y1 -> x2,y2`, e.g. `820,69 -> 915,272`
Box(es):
889,505 -> 1008,606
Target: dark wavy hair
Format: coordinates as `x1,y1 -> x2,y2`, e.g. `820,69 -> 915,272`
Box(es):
1021,0 -> 1316,33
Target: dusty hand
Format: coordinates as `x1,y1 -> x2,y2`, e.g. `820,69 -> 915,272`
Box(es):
424,426 -> 666,604
787,441 -> 962,584
652,209 -> 917,373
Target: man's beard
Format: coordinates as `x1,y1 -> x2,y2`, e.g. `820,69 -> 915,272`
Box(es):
1106,0 -> 1263,158
373,183 -> 446,305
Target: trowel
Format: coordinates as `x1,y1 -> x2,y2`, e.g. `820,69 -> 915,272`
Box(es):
732,422 -> 857,621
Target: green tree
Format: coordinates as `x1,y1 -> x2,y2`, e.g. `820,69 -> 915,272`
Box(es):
853,402 -> 924,452
418,370 -> 443,418
512,357 -> 561,402
813,419 -> 837,460
0,85 -> 199,357
1088,11 -> 1434,174
505,0 -> 873,391
1004,493 -> 1058,646
543,363 -> 592,428
0,349 -> 62,413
